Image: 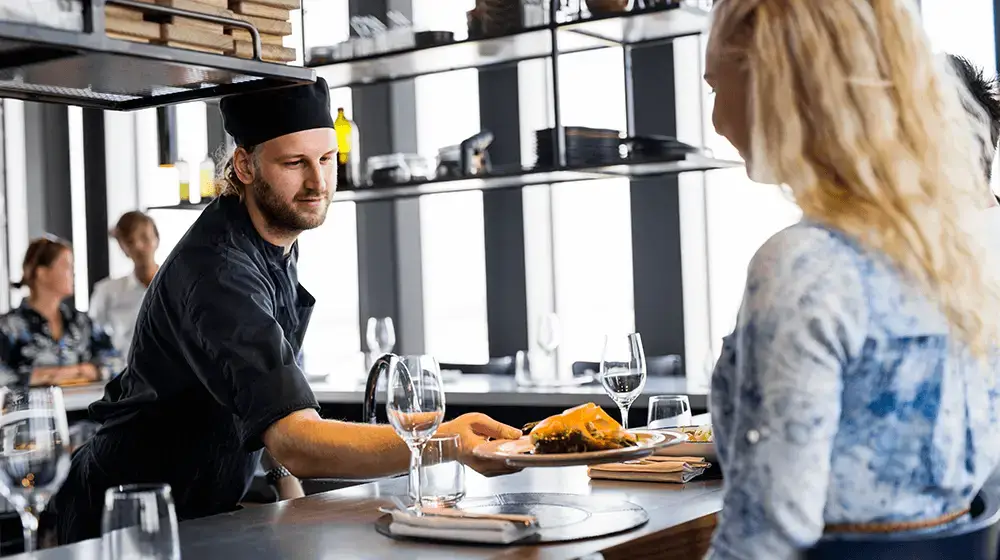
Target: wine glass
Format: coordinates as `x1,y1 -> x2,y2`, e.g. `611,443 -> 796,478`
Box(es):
102,484 -> 180,559
0,386 -> 72,553
536,313 -> 562,356
366,317 -> 397,355
599,333 -> 647,429
385,355 -> 445,515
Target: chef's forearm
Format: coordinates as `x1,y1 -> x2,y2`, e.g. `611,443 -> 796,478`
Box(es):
263,409 -> 411,479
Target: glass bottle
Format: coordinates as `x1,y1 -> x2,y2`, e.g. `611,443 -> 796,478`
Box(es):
199,156 -> 215,200
176,159 -> 190,203
334,107 -> 353,188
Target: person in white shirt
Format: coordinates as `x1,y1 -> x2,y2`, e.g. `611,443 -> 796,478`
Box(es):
89,211 -> 160,358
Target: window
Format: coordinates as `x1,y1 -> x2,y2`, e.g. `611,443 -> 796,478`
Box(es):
412,0 -> 490,363
549,48 -> 636,369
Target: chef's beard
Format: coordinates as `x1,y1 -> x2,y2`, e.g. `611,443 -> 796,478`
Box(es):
250,175 -> 331,234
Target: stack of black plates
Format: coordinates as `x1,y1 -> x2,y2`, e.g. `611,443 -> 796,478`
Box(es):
624,135 -> 700,162
535,126 -> 623,168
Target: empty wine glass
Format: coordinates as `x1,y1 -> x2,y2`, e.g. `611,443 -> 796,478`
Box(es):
599,333 -> 647,429
366,317 -> 397,355
385,355 -> 445,515
536,313 -> 562,356
102,484 -> 180,559
0,386 -> 72,553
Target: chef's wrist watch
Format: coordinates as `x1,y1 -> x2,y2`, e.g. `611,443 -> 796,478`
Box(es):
265,465 -> 292,486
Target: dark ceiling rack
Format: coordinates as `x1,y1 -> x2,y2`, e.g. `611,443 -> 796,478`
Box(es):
0,0 -> 315,110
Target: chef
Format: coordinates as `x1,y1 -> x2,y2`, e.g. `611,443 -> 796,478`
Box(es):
51,78 -> 521,545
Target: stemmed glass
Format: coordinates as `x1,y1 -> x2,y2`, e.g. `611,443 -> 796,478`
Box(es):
385,355 -> 445,515
366,317 -> 397,355
536,313 -> 562,357
0,386 -> 72,553
599,333 -> 647,429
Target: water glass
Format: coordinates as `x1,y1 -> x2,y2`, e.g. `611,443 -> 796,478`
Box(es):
102,484 -> 180,560
0,386 -> 72,553
599,333 -> 647,429
386,355 -> 445,514
409,434 -> 465,507
647,395 -> 692,429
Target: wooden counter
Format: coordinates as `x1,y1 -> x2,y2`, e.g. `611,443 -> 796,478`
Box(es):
19,467 -> 723,559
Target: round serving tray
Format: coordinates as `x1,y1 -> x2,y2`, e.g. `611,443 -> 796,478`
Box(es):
375,492 -> 648,545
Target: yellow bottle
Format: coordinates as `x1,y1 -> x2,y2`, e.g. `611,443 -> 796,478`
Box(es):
334,107 -> 352,187
176,159 -> 190,203
199,156 -> 215,199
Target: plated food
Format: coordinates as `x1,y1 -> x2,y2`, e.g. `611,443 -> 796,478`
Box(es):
521,403 -> 637,454
654,424 -> 717,461
474,403 -> 685,468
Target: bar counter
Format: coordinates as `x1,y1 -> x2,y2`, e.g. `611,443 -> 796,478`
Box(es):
19,467 -> 723,559
60,374 -> 709,413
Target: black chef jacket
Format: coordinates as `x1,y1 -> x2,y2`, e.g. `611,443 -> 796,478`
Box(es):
51,195 -> 320,545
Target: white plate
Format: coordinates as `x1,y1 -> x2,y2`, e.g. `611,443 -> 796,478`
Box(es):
652,426 -> 716,461
473,430 -> 687,468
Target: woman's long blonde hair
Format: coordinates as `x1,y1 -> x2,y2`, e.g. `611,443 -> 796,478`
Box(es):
709,0 -> 1000,355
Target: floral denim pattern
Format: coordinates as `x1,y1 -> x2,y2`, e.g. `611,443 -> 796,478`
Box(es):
705,222 -> 1000,559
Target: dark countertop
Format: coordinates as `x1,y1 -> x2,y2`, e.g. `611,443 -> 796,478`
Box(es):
61,374 -> 710,412
20,464 -> 723,559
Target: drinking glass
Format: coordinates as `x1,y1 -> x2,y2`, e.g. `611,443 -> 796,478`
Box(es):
386,355 -> 445,515
102,484 -> 180,560
536,313 -> 562,356
409,434 -> 465,507
599,333 -> 647,429
366,317 -> 396,355
647,395 -> 692,429
0,386 -> 71,553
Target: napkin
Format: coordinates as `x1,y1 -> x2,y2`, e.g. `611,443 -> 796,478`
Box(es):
385,507 -> 539,544
588,456 -> 710,484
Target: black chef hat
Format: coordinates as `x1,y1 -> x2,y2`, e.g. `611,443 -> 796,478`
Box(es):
220,77 -> 333,148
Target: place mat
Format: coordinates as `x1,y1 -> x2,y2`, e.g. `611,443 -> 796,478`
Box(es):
375,492 -> 647,545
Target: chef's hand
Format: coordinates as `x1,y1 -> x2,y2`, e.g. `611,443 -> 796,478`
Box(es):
437,413 -> 523,477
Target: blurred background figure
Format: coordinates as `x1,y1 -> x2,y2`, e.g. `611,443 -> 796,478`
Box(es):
0,236 -> 115,387
90,211 -> 160,359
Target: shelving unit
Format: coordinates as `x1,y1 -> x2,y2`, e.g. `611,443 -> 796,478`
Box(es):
308,2 -> 710,88
147,154 -> 740,210
0,0 -> 315,110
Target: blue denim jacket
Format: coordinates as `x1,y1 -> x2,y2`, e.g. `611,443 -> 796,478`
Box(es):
706,221 -> 1000,559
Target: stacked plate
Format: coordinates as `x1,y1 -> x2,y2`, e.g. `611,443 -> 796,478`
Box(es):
535,126 -> 624,168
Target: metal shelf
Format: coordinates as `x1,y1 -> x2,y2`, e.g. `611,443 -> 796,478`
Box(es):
307,2 -> 710,89
0,2 -> 315,110
311,27 -> 611,89
560,3 -> 710,45
147,155 -> 741,209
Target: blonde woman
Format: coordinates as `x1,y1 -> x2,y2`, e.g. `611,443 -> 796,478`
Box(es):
704,0 -> 1000,558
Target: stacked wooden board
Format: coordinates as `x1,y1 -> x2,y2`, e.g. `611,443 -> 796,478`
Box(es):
103,0 -> 299,62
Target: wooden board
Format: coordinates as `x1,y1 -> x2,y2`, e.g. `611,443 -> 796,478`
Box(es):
231,12 -> 292,36
106,31 -> 150,43
151,0 -> 233,18
230,1 -> 289,21
234,39 -> 296,62
105,17 -> 161,41
244,0 -> 299,9
162,40 -> 225,54
105,5 -> 144,20
192,0 -> 229,7
227,28 -> 284,45
159,23 -> 234,51
168,16 -> 223,33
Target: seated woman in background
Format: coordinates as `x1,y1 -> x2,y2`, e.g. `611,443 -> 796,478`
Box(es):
0,236 -> 115,387
90,211 -> 160,358
705,1 -> 1000,558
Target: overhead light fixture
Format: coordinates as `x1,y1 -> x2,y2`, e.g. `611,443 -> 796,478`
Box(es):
157,105 -> 178,167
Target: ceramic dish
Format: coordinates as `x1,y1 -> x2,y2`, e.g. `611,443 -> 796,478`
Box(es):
473,429 -> 686,468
